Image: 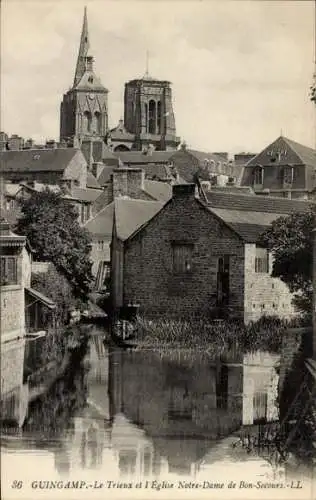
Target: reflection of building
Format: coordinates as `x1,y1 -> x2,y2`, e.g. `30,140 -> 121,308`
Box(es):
108,348 -> 280,478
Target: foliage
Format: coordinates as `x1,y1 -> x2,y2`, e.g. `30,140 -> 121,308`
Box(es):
134,315 -> 304,355
31,266 -> 84,327
259,208 -> 315,316
16,189 -> 93,295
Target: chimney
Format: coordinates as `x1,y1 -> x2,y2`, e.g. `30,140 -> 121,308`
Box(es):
172,183 -> 196,199
111,167 -> 145,200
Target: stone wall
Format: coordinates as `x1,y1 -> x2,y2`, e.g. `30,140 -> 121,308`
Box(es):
1,338 -> 25,397
123,186 -> 245,319
244,244 -> 296,323
1,288 -> 24,340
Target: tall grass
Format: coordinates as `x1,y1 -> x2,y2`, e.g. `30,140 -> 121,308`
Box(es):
135,315 -> 305,356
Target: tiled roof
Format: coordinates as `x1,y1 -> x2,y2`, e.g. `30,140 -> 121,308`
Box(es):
187,149 -> 227,164
141,163 -> 171,180
143,180 -> 172,202
67,187 -> 101,203
84,201 -> 114,238
282,137 -> 316,168
208,207 -> 285,242
97,165 -> 115,185
208,186 -> 255,195
114,198 -> 164,241
74,70 -> 108,92
114,150 -> 174,165
0,148 -> 81,172
205,190 -> 312,214
86,172 -> 101,189
204,190 -> 313,242
246,136 -> 316,168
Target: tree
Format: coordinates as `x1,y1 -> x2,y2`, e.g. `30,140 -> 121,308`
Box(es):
259,207 -> 315,316
16,189 -> 93,295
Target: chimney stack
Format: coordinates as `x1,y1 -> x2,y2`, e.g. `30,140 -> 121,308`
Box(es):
111,167 -> 145,201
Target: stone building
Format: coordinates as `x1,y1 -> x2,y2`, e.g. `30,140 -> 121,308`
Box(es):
0,219 -> 55,426
111,184 -> 312,323
116,73 -> 180,151
60,7 -> 108,145
240,135 -> 316,200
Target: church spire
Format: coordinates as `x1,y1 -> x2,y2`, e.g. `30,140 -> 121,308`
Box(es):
73,6 -> 90,87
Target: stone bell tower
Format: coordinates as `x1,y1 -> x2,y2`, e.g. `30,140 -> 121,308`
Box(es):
60,7 -> 109,145
123,67 -> 180,151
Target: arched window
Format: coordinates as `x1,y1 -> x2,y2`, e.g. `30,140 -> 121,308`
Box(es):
144,103 -> 148,133
148,100 -> 156,134
94,112 -> 102,134
157,101 -> 161,134
254,166 -> 264,186
83,111 -> 92,133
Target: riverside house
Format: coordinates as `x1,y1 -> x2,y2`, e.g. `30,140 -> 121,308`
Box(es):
0,218 -> 56,426
111,184 -> 312,323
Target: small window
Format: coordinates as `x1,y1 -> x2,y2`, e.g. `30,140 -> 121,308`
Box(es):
255,247 -> 269,273
172,243 -> 193,273
0,256 -> 18,285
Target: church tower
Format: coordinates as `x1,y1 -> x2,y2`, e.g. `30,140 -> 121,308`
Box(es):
60,7 -> 108,145
124,69 -> 180,151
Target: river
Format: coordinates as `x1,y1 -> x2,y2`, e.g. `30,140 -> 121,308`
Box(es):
1,325 -> 314,500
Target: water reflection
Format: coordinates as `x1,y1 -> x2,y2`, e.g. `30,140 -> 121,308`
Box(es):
1,325 -> 311,491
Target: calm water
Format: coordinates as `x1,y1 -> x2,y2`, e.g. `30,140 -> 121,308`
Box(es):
1,325 -> 314,499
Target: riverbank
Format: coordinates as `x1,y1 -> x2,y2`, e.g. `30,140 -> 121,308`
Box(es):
133,316 -> 306,355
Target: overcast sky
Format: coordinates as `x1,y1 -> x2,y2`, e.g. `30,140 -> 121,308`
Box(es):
1,0 -> 315,153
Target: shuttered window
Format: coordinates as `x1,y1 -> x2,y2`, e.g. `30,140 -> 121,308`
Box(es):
255,247 -> 269,273
172,243 -> 193,273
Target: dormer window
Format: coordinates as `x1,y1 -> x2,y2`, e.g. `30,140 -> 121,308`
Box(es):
254,166 -> 264,186
88,76 -> 93,84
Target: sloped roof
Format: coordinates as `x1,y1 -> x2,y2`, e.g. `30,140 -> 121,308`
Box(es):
246,136 -> 316,168
208,207 -> 285,242
74,70 -> 108,92
68,187 -> 101,203
204,190 -> 313,242
86,172 -> 101,189
84,201 -> 114,237
114,198 -> 164,241
282,136 -> 316,168
143,180 -> 172,202
187,149 -> 227,164
97,165 -> 115,186
205,190 -> 312,214
208,186 -> 255,195
114,150 -> 174,165
0,148 -> 81,172
110,120 -> 135,140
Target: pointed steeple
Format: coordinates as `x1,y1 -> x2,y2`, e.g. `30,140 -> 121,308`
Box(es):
73,6 -> 90,87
